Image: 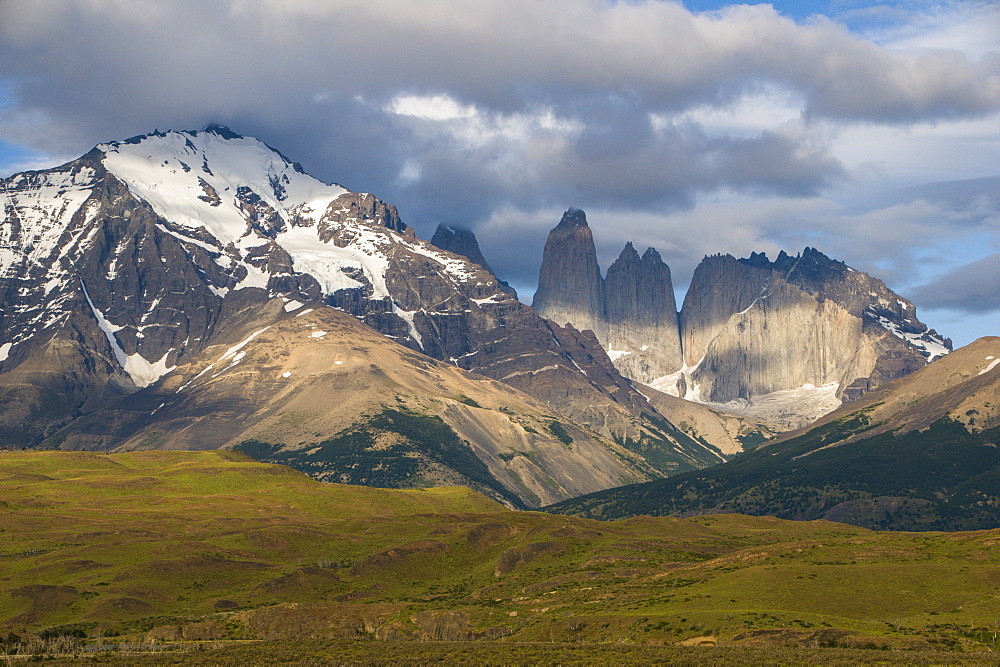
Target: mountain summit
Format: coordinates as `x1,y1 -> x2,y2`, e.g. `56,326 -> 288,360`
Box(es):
532,208 -> 606,338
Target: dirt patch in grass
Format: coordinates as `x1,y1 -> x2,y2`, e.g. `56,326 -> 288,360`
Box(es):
84,596 -> 157,619
10,584 -> 78,624
465,522 -> 516,550
350,540 -> 448,576
63,559 -> 112,572
494,541 -> 564,576
251,566 -> 342,599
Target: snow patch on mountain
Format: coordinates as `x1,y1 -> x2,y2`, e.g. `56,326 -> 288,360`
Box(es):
81,282 -> 176,388
0,167 -> 97,277
703,383 -> 841,430
98,129 -> 420,302
981,357 -> 1000,375
867,310 -> 949,361
649,359 -> 703,399
100,130 -> 347,245
219,327 -> 270,362
406,243 -> 483,286
393,306 -> 424,350
278,224 -> 390,297
123,351 -> 176,389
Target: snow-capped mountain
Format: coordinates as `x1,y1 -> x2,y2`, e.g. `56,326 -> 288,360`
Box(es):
0,126 -> 730,482
1,126 -> 418,393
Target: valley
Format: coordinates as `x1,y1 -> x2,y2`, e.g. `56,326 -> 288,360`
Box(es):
0,125 -> 996,662
551,337 -> 1000,530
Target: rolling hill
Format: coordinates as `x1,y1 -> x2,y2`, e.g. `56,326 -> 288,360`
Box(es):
1,450 -> 999,659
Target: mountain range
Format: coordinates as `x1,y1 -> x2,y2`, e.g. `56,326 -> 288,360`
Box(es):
533,209 -> 951,427
0,125 -> 768,507
0,124 -> 977,518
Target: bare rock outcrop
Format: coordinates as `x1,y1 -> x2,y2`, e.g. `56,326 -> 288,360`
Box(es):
604,244 -> 682,383
430,223 -> 516,296
532,208 -> 607,339
677,249 -> 950,404
533,209 -> 682,385
532,208 -> 949,426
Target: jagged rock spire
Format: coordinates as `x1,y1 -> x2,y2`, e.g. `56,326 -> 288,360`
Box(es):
431,224 -> 495,274
533,210 -> 683,384
430,223 -> 517,296
533,208 -> 606,338
605,243 -> 682,381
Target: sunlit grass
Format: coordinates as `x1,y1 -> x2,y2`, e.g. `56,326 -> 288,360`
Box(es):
1,450 -> 999,657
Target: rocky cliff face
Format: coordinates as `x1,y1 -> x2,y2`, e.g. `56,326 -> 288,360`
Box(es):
673,249 -> 951,413
429,223 -> 516,296
430,224 -> 493,274
533,210 -> 683,385
604,244 -> 683,383
532,209 -> 607,339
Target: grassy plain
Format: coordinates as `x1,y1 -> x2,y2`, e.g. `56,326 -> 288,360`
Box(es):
1,450 -> 999,661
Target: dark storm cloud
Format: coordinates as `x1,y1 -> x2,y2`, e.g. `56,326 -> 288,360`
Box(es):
911,254 -> 1000,314
473,171 -> 1000,306
2,0 -> 997,171
385,110 -> 845,235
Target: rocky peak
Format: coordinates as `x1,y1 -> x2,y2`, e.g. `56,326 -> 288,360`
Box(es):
317,192 -> 408,238
532,208 -> 606,336
202,123 -> 243,140
741,251 -> 772,270
430,224 -> 495,274
641,246 -> 663,263
674,248 -> 949,419
556,207 -> 589,229
615,242 -> 640,264
604,241 -> 682,383
534,210 -> 682,385
430,223 -> 516,296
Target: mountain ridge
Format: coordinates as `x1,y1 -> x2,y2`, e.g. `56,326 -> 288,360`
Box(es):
548,336 -> 1000,530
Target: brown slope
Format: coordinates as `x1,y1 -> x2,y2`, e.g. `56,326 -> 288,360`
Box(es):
771,335 -> 1000,449
634,382 -> 780,456
47,297 -> 654,507
550,337 -> 1000,531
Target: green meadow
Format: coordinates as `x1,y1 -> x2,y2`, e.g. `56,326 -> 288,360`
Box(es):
1,450 -> 999,661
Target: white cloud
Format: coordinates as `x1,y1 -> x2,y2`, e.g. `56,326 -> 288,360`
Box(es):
660,85 -> 805,138
865,1 -> 1000,59
389,95 -> 477,122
